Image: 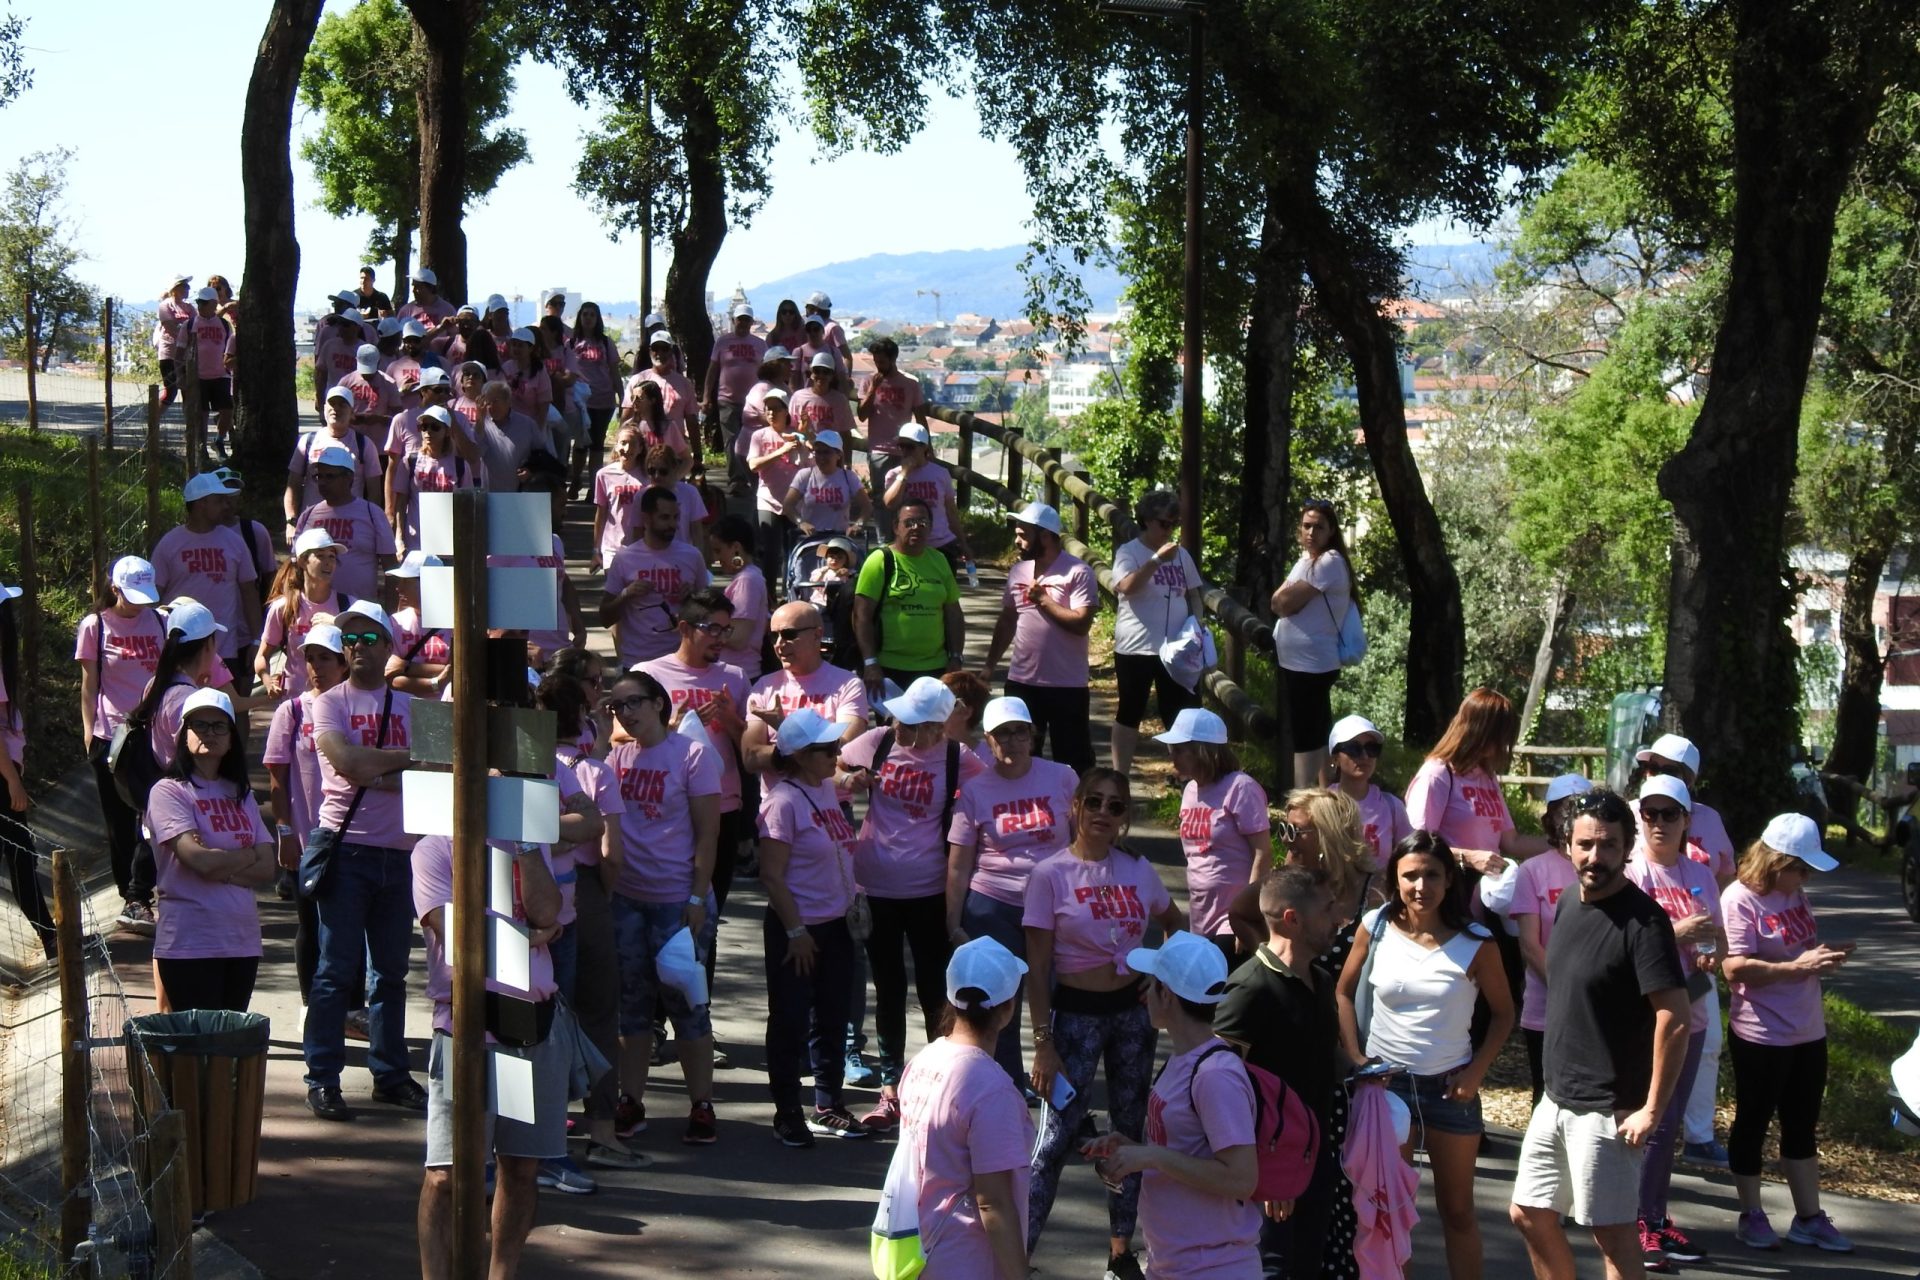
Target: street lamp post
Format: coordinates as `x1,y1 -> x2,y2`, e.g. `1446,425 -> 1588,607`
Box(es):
1103,0 -> 1205,559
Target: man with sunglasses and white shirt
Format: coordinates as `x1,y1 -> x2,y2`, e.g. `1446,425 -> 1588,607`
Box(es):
740,601 -> 870,776
601,486 -> 710,669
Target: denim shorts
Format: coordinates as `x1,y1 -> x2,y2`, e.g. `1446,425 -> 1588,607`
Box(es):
1386,1066 -> 1483,1143
610,893 -> 716,1039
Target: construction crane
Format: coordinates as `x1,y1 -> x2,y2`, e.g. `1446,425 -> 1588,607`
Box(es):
916,288 -> 943,322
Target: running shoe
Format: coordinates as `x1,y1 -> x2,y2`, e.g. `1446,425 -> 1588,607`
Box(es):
117,901 -> 156,936
1104,1252 -> 1145,1280
1637,1220 -> 1673,1273
844,1053 -> 878,1087
684,1100 -> 718,1145
1681,1139 -> 1729,1168
1786,1212 -> 1854,1253
584,1142 -> 652,1170
1735,1209 -> 1781,1250
860,1095 -> 901,1133
807,1107 -> 868,1139
614,1094 -> 648,1139
1657,1219 -> 1705,1263
772,1110 -> 815,1148
535,1156 -> 596,1195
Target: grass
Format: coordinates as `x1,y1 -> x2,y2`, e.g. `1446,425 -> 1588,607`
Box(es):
0,1233 -> 57,1279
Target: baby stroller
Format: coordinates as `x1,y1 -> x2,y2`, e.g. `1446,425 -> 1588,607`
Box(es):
787,529 -> 873,668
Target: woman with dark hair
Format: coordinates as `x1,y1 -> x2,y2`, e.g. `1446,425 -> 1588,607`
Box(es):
767,298 -> 808,357
131,601 -> 230,774
709,515 -> 767,679
620,377 -> 674,458
1324,713 -> 1410,871
1336,831 -> 1512,1280
1022,767 -> 1182,1275
0,584 -> 54,961
567,301 -> 622,486
1270,498 -> 1357,785
547,647 -> 611,754
146,687 -> 275,1010
263,624 -> 351,1006
941,669 -> 992,766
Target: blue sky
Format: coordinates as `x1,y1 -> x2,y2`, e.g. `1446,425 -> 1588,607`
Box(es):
5,0 -> 1466,313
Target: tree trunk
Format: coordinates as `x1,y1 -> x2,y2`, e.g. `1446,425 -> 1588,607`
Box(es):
663,94 -> 728,401
1657,0 -> 1893,841
233,0 -> 324,518
391,218 -> 413,309
1519,575 -> 1575,745
406,0 -> 478,305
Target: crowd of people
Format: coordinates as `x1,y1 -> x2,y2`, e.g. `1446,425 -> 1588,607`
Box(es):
0,267 -> 1890,1280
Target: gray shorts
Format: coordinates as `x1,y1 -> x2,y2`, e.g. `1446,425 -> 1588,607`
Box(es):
423,1021 -> 569,1166
611,893 -> 717,1039
1511,1093 -> 1645,1227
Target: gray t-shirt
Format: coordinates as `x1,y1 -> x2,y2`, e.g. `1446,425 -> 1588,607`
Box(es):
1112,538 -> 1200,656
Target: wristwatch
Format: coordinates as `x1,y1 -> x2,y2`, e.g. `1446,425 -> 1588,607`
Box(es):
785,925 -> 808,939
687,894 -> 705,907
862,657 -> 880,668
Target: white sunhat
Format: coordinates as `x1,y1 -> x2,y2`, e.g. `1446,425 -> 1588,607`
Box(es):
1010,501 -> 1063,536
1759,812 -> 1838,872
1544,773 -> 1593,804
946,936 -> 1027,1010
163,600 -> 227,643
336,600 -> 397,642
1126,931 -> 1230,1004
302,622 -> 345,656
1327,713 -> 1383,756
111,555 -> 160,605
813,429 -> 844,451
775,707 -> 844,756
180,686 -> 236,723
181,471 -> 240,504
387,550 -> 444,580
355,343 -> 381,371
313,443 -> 358,471
1156,707 -> 1228,746
981,696 -> 1033,734
883,677 -> 957,727
170,272 -> 194,289
412,267 -> 440,287
1638,774 -> 1693,811
1637,733 -> 1702,775
292,528 -> 344,557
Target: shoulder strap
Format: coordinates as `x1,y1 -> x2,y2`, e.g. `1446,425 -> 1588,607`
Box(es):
1186,1042 -> 1251,1129
332,685 -> 397,835
941,739 -> 962,836
873,728 -> 895,778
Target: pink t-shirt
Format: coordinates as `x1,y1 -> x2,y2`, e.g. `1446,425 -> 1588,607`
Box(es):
741,380 -> 783,446
1143,1041 -> 1262,1279
312,323 -> 362,392
556,751 -> 623,926
745,662 -> 870,731
1508,849 -> 1577,1032
289,427 -> 383,510
1355,784 -> 1413,871
261,592 -> 345,700
1022,848 -> 1170,975
262,690 -> 326,837
896,463 -> 956,547
398,297 -> 457,326
500,358 -> 553,422
621,480 -> 708,548
639,368 -> 701,446
785,465 -> 858,532
592,463 -> 647,563
414,835 -> 557,1037
606,733 -> 721,903
1403,760 -> 1511,855
150,524 -> 257,659
861,372 -> 923,458
155,297 -> 193,359
391,447 -> 482,548
947,759 -> 1080,907
1627,853 -> 1722,1033
898,1038 -> 1034,1276
147,679 -> 198,770
311,682 -> 414,850
292,498 -> 396,605
748,427 -> 806,515
788,387 -> 855,440
757,776 -> 858,925
390,604 -> 449,666
710,332 -> 768,405
568,335 -> 620,407
1003,554 -> 1099,688
338,369 -> 402,427
1633,800 -> 1737,883
1721,882 -> 1826,1046
1178,772 -> 1269,937
638,654 -> 750,812
721,566 -> 769,677
75,609 -> 166,737
186,314 -> 231,381
146,776 -> 270,960
603,536 -> 712,666
841,727 -> 985,899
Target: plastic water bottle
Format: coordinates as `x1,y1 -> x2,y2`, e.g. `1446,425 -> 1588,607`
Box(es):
965,559 -> 979,589
1689,886 -> 1718,956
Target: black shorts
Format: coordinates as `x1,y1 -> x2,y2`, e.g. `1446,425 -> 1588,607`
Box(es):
1282,666 -> 1339,748
200,377 -> 233,410
1113,651 -> 1199,729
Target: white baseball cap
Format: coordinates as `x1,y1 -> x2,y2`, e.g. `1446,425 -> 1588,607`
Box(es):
302,622 -> 345,656
401,319 -> 428,339
649,332 -> 677,350
731,302 -> 754,319
775,707 -> 844,756
337,600 -> 396,641
417,366 -> 452,389
485,293 -> 509,314
412,268 -> 439,287
1327,713 -> 1383,755
313,443 -> 358,471
1759,812 -> 1837,871
805,291 -> 832,308
194,286 -> 218,303
509,326 -> 537,345
180,687 -> 236,722
1010,502 -> 1063,536
387,550 -> 443,579
0,580 -> 18,602
764,344 -> 793,362
324,384 -> 355,405
804,314 -> 827,330
111,555 -> 160,605
1638,774 -> 1693,811
1892,1032 -> 1920,1123
292,528 -> 343,557
643,312 -> 667,331
1637,733 -> 1701,775
808,351 -> 836,370
376,317 -> 404,338
1544,773 -> 1593,803
813,429 -> 843,451
329,289 -> 357,307
1126,931 -> 1229,1004
182,471 -> 240,504
456,304 -> 479,318
946,936 -> 1027,1010
762,387 -> 790,405
355,343 -> 381,371
898,424 -> 931,447
981,696 -> 1032,734
418,405 -> 453,431
164,600 -> 227,642
883,677 -> 957,727
1156,707 -> 1228,745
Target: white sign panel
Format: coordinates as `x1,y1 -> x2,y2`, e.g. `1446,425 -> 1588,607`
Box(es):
418,491 -> 553,557
403,773 -> 562,844
419,566 -> 556,631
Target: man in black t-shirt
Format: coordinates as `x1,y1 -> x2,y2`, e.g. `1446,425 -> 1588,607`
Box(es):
1214,865 -> 1343,1280
1509,789 -> 1689,1279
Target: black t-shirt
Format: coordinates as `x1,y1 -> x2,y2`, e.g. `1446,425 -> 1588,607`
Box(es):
1214,945 -> 1339,1126
1543,880 -> 1686,1113
357,289 -> 394,320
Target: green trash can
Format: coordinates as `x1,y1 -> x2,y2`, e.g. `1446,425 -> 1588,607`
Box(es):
127,1011 -> 272,1213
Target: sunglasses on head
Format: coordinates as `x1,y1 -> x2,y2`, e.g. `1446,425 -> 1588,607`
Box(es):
771,624 -> 819,642
339,630 -> 386,648
1336,740 -> 1384,758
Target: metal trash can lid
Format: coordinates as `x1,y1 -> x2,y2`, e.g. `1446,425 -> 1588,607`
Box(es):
126,1010 -> 271,1056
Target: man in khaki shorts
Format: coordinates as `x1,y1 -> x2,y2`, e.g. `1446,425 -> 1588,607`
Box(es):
1509,789 -> 1690,1279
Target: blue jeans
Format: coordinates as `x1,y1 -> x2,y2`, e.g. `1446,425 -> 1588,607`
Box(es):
303,841 -> 416,1089
961,890 -> 1030,1087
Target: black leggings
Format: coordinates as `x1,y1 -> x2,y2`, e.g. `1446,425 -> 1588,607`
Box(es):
763,912 -> 856,1113
90,738 -> 156,904
864,892 -> 951,1086
156,956 -> 260,1012
1281,666 -> 1339,748
1524,1027 -> 1545,1104
1113,651 -> 1199,730
1,805 -> 54,958
1728,1032 -> 1827,1176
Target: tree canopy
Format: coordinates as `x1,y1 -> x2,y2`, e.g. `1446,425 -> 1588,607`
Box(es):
0,148 -> 97,369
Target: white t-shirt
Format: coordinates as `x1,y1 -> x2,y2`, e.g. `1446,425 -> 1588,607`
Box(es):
1112,538 -> 1200,657
1272,551 -> 1350,674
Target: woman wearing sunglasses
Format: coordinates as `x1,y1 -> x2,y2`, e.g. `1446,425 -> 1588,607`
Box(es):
1270,498 -> 1357,786
1108,489 -> 1203,777
1158,708 -> 1270,963
146,687 -> 275,1010
1022,767 -> 1181,1275
1325,713 -> 1410,871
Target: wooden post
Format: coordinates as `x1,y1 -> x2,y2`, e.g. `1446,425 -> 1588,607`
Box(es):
87,438 -> 106,602
449,489 -> 490,1280
53,850 -> 89,1264
955,413 -> 974,512
15,487 -> 38,698
147,1109 -> 193,1280
23,288 -> 38,432
1005,429 -> 1023,506
146,385 -> 162,551
102,297 -> 115,447
1043,465 -> 1060,514
1072,469 -> 1091,546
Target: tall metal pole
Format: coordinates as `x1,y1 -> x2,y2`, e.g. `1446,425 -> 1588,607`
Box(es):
449,489 -> 490,1280
1179,6 -> 1205,560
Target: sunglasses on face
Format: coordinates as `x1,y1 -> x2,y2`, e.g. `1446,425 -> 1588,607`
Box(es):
771,625 -> 819,642
185,718 -> 232,738
689,620 -> 730,636
1639,805 -> 1685,824
1640,760 -> 1683,777
340,631 -> 387,648
1082,796 -> 1129,816
1337,740 -> 1384,759
900,516 -> 932,529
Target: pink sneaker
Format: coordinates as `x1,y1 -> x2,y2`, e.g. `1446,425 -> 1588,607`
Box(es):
860,1095 -> 901,1132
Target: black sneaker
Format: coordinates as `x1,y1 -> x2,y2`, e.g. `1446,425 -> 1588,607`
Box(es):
772,1110 -> 815,1148
807,1107 -> 868,1139
1105,1252 -> 1144,1280
372,1077 -> 428,1111
306,1086 -> 353,1122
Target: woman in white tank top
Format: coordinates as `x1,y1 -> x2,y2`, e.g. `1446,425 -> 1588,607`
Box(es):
1336,830 -> 1514,1280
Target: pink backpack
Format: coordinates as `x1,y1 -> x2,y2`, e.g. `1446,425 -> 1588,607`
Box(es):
1192,1043 -> 1321,1202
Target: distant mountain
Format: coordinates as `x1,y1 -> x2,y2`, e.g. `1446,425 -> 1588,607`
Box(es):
732,246 -> 1132,324
1400,241 -> 1505,299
